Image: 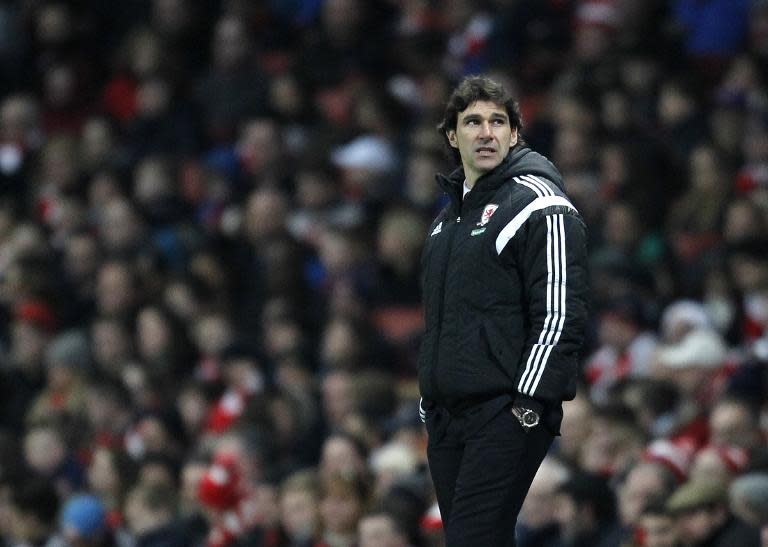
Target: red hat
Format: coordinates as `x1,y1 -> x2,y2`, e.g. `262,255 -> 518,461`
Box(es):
198,454 -> 243,510
15,300 -> 57,333
205,391 -> 247,434
643,439 -> 693,483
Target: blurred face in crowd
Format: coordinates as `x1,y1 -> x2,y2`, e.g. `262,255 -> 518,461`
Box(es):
321,371 -> 356,429
98,197 -> 145,253
618,463 -> 670,527
320,435 -> 365,481
152,0 -> 191,36
91,317 -> 132,373
320,481 -> 364,535
0,94 -> 39,142
322,0 -> 363,41
24,427 -> 65,476
689,145 -> 723,193
213,17 -> 248,70
11,321 -> 50,370
35,3 -> 72,46
96,261 -> 136,316
237,119 -> 281,175
640,512 -> 678,547
553,127 -> 592,174
87,447 -> 120,498
43,64 -> 77,109
281,487 -> 319,540
377,208 -> 426,271
709,401 -> 760,450
176,384 -> 209,436
658,82 -> 695,127
446,100 -> 518,187
405,150 -> 440,207
602,202 -> 640,251
191,312 -> 233,356
162,279 -> 199,322
180,460 -> 207,514
358,514 -> 408,547
320,316 -> 362,369
723,199 -> 765,243
40,135 -> 78,190
269,73 -> 305,120
134,157 -> 173,207
63,232 -> 100,283
136,306 -> 173,363
677,505 -> 728,545
243,188 -> 287,243
80,117 -> 114,169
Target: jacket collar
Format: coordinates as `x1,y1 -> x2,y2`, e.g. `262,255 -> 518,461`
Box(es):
436,145 -> 532,210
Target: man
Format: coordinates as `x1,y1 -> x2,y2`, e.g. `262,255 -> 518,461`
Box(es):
667,479 -> 760,547
638,502 -> 681,547
358,512 -> 411,547
418,75 -> 588,546
124,482 -> 189,547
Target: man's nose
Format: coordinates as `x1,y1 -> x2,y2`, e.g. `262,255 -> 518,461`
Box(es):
479,121 -> 492,138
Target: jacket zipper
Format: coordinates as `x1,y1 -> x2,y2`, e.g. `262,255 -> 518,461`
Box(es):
429,212 -> 462,403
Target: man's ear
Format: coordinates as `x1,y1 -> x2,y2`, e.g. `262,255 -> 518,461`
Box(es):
446,130 -> 458,148
510,127 -> 519,148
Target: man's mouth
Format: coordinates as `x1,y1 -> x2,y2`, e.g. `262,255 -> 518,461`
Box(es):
476,147 -> 496,156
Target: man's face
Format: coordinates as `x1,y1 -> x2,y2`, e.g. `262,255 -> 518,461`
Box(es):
358,515 -> 406,547
640,514 -> 678,547
447,100 -> 518,184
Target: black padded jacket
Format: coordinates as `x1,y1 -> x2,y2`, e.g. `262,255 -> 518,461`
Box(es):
417,145 -> 589,427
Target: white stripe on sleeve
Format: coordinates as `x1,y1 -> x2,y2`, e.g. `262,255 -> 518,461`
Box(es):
495,196 -> 576,255
518,213 -> 568,396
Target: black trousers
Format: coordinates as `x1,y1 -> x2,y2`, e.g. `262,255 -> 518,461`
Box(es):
425,395 -> 554,547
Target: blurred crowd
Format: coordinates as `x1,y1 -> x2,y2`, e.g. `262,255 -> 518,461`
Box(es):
1,0 -> 768,546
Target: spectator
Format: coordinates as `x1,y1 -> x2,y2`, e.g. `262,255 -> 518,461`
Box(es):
516,457 -> 570,547
729,473 -> 768,544
609,461 -> 679,545
638,502 -> 681,547
277,469 -> 323,547
358,511 -> 411,547
59,494 -> 116,547
553,471 -> 617,547
318,473 -> 370,547
124,482 -> 188,547
667,478 -> 760,546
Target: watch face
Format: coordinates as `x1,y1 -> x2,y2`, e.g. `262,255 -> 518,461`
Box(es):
522,411 -> 539,426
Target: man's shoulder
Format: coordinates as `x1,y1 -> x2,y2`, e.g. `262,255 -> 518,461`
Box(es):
495,174 -> 570,215
504,173 -> 567,199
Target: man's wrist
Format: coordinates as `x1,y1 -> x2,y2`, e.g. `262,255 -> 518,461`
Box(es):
513,394 -> 544,415
511,406 -> 540,431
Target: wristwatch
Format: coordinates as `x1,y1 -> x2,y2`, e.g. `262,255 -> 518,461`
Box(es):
511,406 -> 540,432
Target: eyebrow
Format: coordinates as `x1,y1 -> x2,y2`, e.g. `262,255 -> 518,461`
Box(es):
462,112 -> 509,122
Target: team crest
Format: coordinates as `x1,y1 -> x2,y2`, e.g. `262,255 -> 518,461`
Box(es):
478,204 -> 498,226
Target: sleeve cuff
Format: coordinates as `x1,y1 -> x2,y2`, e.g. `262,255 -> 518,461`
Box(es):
513,394 -> 544,415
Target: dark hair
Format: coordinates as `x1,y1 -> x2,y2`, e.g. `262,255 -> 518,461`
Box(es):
437,76 -> 523,164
